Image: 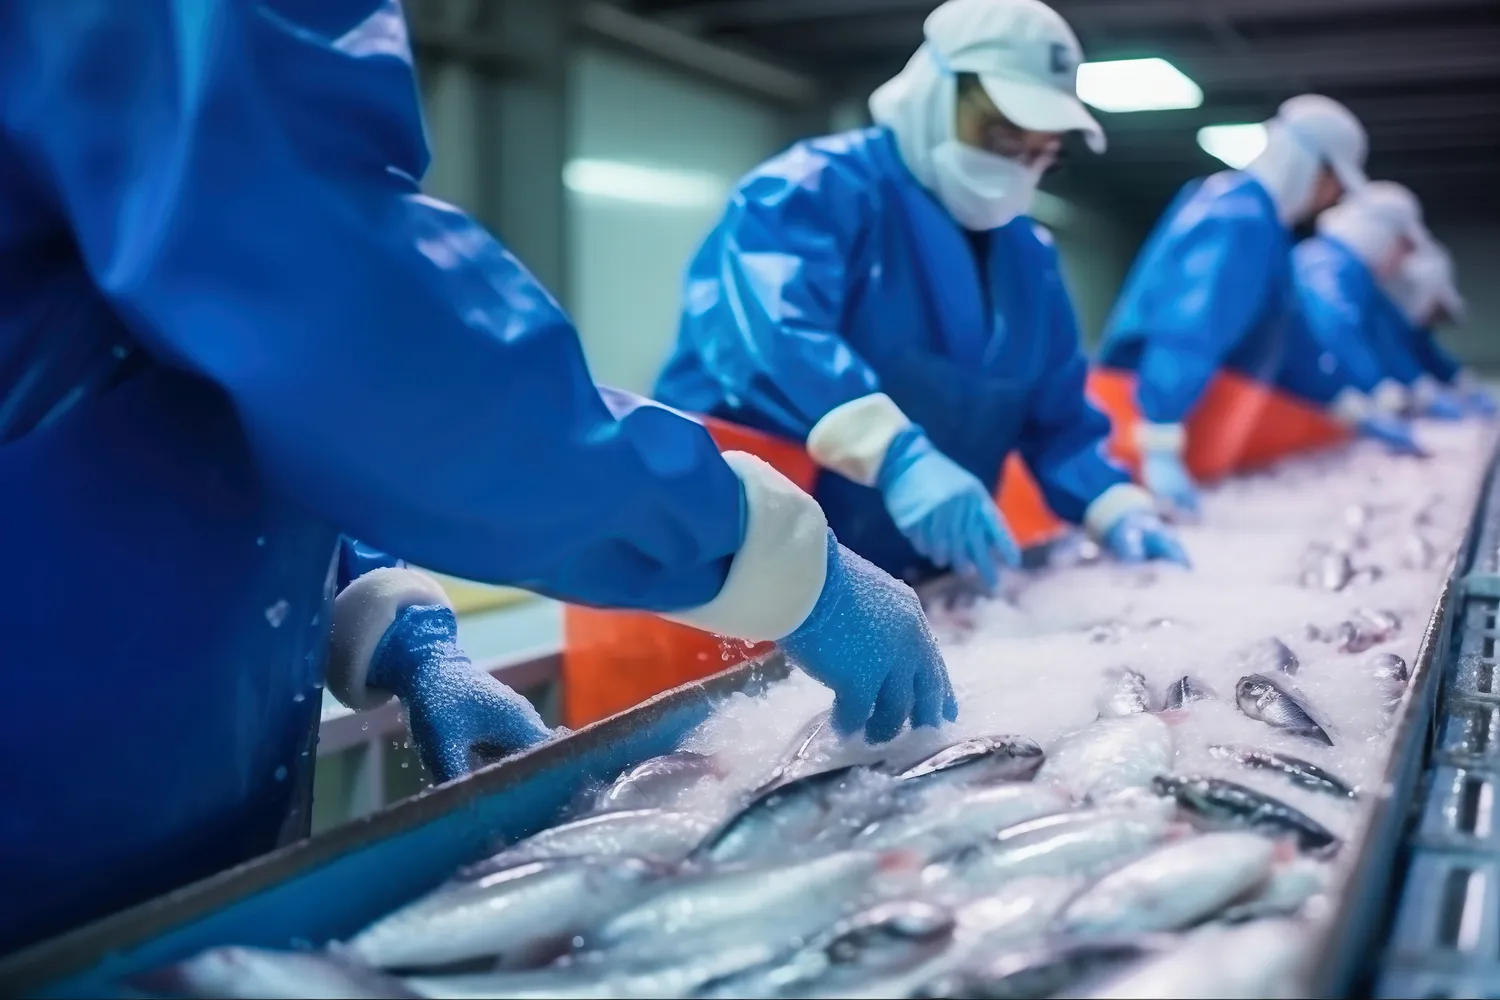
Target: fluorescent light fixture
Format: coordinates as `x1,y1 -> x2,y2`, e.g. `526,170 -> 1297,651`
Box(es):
1076,58 -> 1203,113
1197,123 -> 1268,169
563,159 -> 726,208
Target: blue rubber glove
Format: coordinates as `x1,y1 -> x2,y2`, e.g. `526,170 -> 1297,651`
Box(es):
1424,389 -> 1466,421
1140,451 -> 1200,519
877,428 -> 1020,593
1100,509 -> 1192,567
1463,385 -> 1499,418
367,604 -> 554,783
782,532 -> 958,744
1356,414 -> 1427,456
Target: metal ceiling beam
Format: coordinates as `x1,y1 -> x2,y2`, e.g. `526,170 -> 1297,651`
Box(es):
659,0 -> 1490,34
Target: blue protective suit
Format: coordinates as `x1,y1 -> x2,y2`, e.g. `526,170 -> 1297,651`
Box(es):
0,0 -> 745,951
1406,323 -> 1465,385
1098,172 -> 1295,423
654,127 -> 1128,582
1280,235 -> 1426,406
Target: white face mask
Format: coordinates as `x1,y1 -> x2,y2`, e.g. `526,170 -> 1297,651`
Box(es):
930,141 -> 1042,231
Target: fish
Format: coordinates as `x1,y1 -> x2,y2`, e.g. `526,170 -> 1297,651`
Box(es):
1053,832 -> 1275,937
459,809 -> 716,876
1073,919 -> 1306,999
595,751 -> 723,811
856,784 -> 1072,860
757,710 -> 837,791
1402,533 -> 1439,570
1349,565 -> 1385,588
892,735 -> 1046,788
1208,745 -> 1357,799
699,900 -> 956,999
948,875 -> 1085,941
1371,652 -> 1412,707
1234,673 -> 1335,746
346,857 -> 658,971
1219,857 -> 1327,922
589,851 -> 903,968
1097,667 -> 1155,718
1332,619 -> 1381,653
1241,637 -> 1299,676
408,964 -> 619,1000
936,798 -> 1177,889
693,764 -> 872,865
1040,714 -> 1175,802
1163,675 -> 1216,709
1300,551 -> 1353,591
1152,775 -> 1340,855
922,938 -> 1167,1000
134,946 -> 422,999
1353,607 -> 1401,641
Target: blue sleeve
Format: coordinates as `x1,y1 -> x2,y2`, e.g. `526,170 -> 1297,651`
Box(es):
1135,215 -> 1277,424
1295,260 -> 1389,394
676,150 -> 880,439
1408,327 -> 1465,384
1365,305 -> 1429,386
0,0 -> 743,613
1016,249 -> 1130,523
337,538 -> 405,593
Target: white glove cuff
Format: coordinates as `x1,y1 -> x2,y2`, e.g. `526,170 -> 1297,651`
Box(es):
1136,422 -> 1186,456
806,392 -> 913,487
1372,378 -> 1409,416
661,452 -> 829,642
1083,484 -> 1156,539
1411,374 -> 1443,409
328,567 -> 454,712
1329,386 -> 1373,427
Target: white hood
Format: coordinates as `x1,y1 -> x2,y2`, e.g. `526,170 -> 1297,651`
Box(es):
1317,180 -> 1423,276
1245,94 -> 1368,225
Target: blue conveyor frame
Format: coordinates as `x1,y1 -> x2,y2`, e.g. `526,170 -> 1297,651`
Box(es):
1,445 -> 1497,999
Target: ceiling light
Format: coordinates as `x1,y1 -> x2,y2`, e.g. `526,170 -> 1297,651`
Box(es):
1196,123 -> 1269,168
1076,58 -> 1203,113
563,159 -> 726,208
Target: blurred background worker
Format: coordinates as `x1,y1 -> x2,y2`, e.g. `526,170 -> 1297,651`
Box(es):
654,0 -> 1186,596
0,0 -> 956,953
1384,237 -> 1498,418
1096,95 -> 1369,517
1291,182 -> 1466,448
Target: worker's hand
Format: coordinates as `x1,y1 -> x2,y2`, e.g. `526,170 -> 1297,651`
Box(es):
1140,450 -> 1201,520
1423,388 -> 1467,422
781,532 -> 958,744
877,429 -> 1020,594
327,568 -> 554,784
1099,509 -> 1191,567
1357,414 -> 1427,456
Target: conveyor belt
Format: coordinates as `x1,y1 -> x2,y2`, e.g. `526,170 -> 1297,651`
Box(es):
1377,452 -> 1500,998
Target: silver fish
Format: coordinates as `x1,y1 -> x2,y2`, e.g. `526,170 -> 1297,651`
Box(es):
1371,652 -> 1411,705
1163,675 -> 1216,710
1098,667 -> 1154,718
590,851 -> 898,967
1219,858 -> 1327,922
694,764 -> 870,865
1152,775 -> 1339,856
1208,745 -> 1356,799
1040,714 -> 1174,802
1301,551 -> 1353,592
1332,619 -> 1381,654
1075,919 -> 1306,999
408,964 -> 618,1000
135,947 -> 421,999
937,798 -> 1177,888
347,857 -> 657,971
922,938 -> 1166,1000
893,735 -> 1046,788
700,900 -> 955,999
757,710 -> 837,791
596,751 -> 723,811
856,784 -> 1071,860
1054,833 -> 1275,937
461,809 -> 715,875
1235,674 -> 1335,746
1352,607 -> 1401,643
1241,637 -> 1299,676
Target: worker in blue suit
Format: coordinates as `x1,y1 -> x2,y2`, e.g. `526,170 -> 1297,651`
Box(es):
655,0 -> 1187,598
1384,235 -> 1496,418
1288,182 -> 1460,438
0,0 -> 956,953
1098,95 -> 1375,516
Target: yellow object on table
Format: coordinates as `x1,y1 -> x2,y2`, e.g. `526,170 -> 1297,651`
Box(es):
422,572 -> 535,616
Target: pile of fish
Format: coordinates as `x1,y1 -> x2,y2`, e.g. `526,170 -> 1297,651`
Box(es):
135,424 -> 1493,999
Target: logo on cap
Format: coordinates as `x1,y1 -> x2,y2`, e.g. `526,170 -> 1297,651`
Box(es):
1049,42 -> 1077,81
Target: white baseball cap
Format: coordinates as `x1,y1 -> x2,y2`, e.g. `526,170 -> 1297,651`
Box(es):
924,0 -> 1105,153
1277,94 -> 1368,193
